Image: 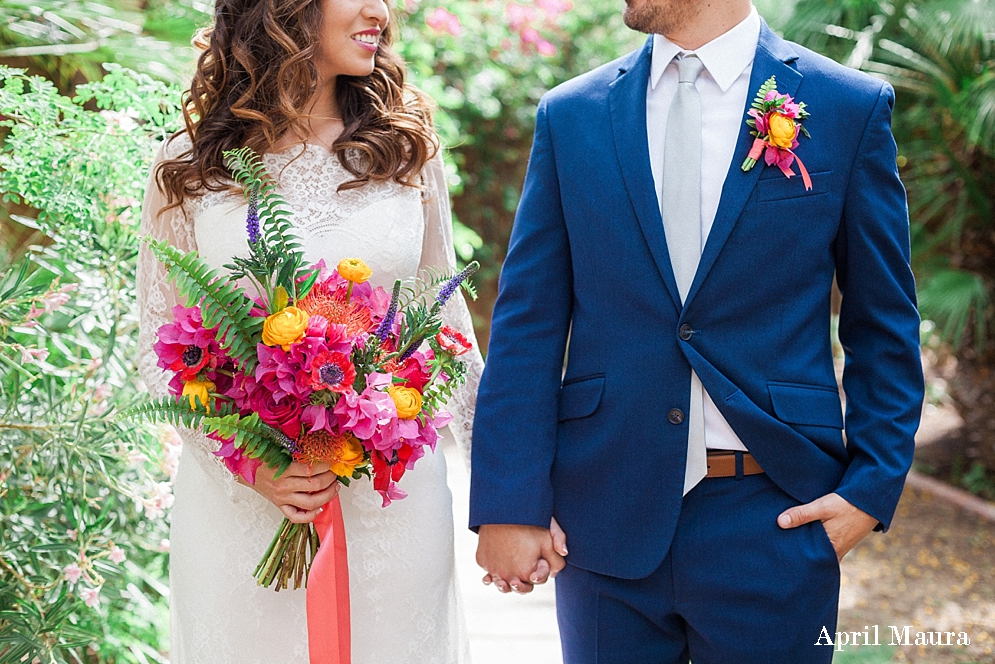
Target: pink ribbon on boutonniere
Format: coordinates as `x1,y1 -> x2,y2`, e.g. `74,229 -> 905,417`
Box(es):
308,495 -> 351,664
741,76 -> 813,191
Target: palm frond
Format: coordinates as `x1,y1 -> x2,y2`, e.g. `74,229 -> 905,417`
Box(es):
918,268 -> 990,351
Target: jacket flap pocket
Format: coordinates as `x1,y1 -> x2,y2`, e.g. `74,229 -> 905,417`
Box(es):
558,375 -> 606,422
756,170 -> 831,202
767,381 -> 844,428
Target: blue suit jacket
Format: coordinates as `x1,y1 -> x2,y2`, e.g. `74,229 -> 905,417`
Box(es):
469,24 -> 924,579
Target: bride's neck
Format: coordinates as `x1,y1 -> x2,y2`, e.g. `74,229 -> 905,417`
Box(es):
275,78 -> 343,151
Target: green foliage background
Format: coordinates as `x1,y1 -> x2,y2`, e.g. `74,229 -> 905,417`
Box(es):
0,0 -> 992,659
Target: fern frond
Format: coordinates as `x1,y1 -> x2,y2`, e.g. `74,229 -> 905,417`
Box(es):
147,238 -> 263,372
398,267 -> 460,308
752,76 -> 778,109
223,147 -> 305,284
202,412 -> 293,476
118,395 -> 210,428
119,396 -> 237,428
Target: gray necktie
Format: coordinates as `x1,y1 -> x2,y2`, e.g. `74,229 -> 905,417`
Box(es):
661,55 -> 708,495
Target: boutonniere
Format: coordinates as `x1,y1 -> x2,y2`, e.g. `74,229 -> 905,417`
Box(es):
740,76 -> 812,190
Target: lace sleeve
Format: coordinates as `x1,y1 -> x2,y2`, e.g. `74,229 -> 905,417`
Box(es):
419,149 -> 484,469
137,136 -> 237,493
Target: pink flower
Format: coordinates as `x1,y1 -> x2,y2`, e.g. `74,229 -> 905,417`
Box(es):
519,27 -> 557,56
394,352 -> 432,391
158,538 -> 170,552
255,343 -> 309,402
309,350 -> 356,394
63,563 -> 83,585
507,3 -> 538,31
436,326 -> 472,357
536,0 -> 572,18
79,586 -> 101,608
333,373 -> 396,440
211,433 -> 263,485
109,546 -> 126,564
42,291 -> 71,313
154,305 -> 222,382
15,345 -> 49,364
426,7 -> 462,36
67,529 -> 78,541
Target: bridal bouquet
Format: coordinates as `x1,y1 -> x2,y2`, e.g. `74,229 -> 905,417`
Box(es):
129,147 -> 477,590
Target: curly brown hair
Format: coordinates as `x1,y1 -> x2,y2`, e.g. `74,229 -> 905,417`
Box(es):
157,0 -> 436,208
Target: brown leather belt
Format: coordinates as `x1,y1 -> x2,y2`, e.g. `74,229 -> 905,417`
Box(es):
705,451 -> 764,478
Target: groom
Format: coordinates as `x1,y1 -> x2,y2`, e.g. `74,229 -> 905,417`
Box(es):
470,0 -> 924,660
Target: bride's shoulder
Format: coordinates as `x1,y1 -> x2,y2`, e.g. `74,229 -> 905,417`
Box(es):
156,130 -> 193,163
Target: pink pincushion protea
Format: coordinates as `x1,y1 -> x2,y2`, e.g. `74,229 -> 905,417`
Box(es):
154,305 -> 223,381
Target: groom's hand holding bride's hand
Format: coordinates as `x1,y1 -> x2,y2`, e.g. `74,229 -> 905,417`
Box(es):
477,518 -> 568,594
244,461 -> 342,524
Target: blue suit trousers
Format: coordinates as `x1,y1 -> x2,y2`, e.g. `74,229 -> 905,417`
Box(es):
555,473 -> 840,663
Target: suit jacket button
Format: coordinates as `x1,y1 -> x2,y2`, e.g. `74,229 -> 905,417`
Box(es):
667,408 -> 685,425
679,324 -> 694,341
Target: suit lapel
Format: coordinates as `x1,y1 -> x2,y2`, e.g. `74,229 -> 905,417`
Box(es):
608,38 -> 684,310
684,24 -> 802,307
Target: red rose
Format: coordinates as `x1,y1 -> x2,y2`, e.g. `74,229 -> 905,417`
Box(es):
257,397 -> 302,440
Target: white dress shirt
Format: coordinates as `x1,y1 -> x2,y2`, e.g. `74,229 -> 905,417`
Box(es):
647,7 -> 761,451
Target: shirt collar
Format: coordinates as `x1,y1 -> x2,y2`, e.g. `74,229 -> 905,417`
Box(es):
650,6 -> 761,93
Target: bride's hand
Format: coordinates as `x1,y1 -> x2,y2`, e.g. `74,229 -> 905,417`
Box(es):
482,517 -> 568,593
246,461 -> 342,523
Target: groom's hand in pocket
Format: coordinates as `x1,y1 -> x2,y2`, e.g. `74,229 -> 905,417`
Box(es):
248,461 -> 342,524
776,492 -> 878,561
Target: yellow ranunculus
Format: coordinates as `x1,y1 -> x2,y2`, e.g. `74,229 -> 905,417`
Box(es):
337,258 -> 372,284
388,385 -> 423,419
768,113 -> 797,149
330,435 -> 366,477
182,378 -> 215,411
262,306 -> 310,350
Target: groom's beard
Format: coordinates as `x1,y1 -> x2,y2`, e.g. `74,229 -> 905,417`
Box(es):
623,0 -> 702,36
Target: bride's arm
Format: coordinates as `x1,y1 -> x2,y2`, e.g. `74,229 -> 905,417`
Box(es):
418,148 -> 485,469
136,137 -> 244,490
137,138 -> 199,399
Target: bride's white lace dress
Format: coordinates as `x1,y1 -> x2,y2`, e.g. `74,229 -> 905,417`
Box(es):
137,134 -> 482,663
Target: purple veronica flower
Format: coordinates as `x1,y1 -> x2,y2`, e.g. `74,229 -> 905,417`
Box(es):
375,280 -> 402,343
435,262 -> 479,308
246,186 -> 260,244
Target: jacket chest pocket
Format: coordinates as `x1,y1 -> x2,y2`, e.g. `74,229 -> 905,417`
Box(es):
756,170 -> 832,202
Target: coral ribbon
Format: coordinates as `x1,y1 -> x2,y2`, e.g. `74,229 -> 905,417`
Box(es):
747,137 -> 767,162
308,495 -> 351,664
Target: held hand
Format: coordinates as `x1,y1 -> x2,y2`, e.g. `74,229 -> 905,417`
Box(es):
247,461 -> 341,524
777,492 -> 878,561
478,518 -> 567,594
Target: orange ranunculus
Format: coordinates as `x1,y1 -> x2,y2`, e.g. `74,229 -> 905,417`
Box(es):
768,113 -> 797,149
388,385 -> 423,419
262,306 -> 310,350
182,378 -> 215,411
337,258 -> 372,284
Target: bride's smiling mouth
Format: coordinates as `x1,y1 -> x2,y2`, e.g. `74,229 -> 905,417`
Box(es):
351,29 -> 380,52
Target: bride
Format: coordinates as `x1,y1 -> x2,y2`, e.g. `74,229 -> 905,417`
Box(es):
136,0 -> 482,660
